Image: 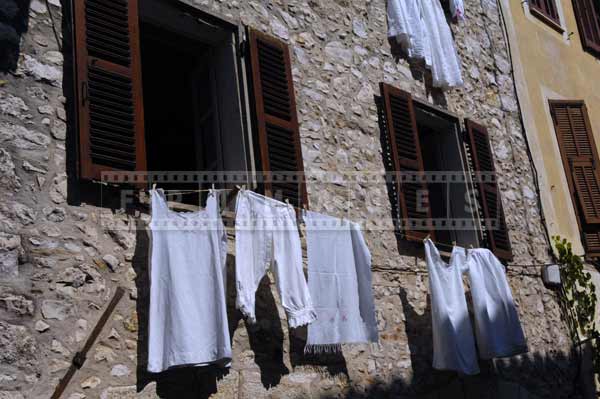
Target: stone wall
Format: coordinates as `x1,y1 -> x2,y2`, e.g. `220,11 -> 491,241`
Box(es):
0,0 -> 580,398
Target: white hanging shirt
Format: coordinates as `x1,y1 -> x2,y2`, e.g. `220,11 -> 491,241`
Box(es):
465,249 -> 528,359
424,239 -> 479,375
147,190 -> 231,373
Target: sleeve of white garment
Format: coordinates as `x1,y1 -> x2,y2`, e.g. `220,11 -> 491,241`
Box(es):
272,214 -> 317,328
350,223 -> 379,343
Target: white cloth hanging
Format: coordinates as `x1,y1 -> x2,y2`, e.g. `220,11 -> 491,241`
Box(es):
424,238 -> 479,375
235,189 -> 316,328
303,211 -> 378,354
449,0 -> 465,22
387,0 -> 429,61
420,0 -> 464,88
387,0 -> 463,89
465,249 -> 528,359
147,189 -> 231,373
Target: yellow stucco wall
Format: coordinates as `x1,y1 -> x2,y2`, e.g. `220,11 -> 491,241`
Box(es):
500,0 -> 600,255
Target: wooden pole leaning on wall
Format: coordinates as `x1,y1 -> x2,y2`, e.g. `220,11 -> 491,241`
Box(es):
50,287 -> 126,399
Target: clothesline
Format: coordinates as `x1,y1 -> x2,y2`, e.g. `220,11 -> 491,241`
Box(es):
373,265 -> 542,276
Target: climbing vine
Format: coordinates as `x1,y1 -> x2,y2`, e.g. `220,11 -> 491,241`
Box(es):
553,236 -> 599,376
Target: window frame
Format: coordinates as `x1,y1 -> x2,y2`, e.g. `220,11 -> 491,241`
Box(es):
528,0 -> 564,33
378,83 -> 512,260
549,100 -> 600,258
572,0 -> 600,57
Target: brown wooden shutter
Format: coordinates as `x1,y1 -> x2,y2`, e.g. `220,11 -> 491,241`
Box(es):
380,83 -> 434,242
246,28 -> 307,208
550,101 -> 600,256
572,0 -> 600,55
73,0 -> 147,180
465,120 -> 513,261
529,0 -> 561,25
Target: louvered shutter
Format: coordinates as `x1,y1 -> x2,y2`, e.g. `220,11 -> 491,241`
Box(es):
246,28 -> 307,208
572,0 -> 600,55
529,0 -> 561,25
465,120 -> 513,261
550,101 -> 600,255
380,83 -> 434,242
73,0 -> 146,180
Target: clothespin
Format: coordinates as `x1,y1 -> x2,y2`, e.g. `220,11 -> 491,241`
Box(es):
285,198 -> 291,206
423,234 -> 431,242
152,183 -> 157,191
452,240 -> 457,247
211,183 -> 215,190
469,244 -> 474,249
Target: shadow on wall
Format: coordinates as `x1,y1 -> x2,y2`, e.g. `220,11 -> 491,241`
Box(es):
319,287 -> 580,399
129,221 -> 580,398
131,226 -> 347,398
0,0 -> 30,73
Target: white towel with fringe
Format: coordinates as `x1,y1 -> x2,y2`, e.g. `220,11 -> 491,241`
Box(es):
303,211 -> 378,354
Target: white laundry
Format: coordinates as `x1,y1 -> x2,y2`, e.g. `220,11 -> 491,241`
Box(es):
424,238 -> 479,375
449,0 -> 465,22
420,0 -> 464,88
147,189 -> 231,373
235,189 -> 316,328
387,0 -> 463,89
303,211 -> 378,354
465,248 -> 528,359
387,0 -> 429,61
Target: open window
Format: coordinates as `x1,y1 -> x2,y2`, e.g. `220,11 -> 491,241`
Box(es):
379,83 -> 512,260
139,0 -> 248,195
71,0 -> 308,208
416,105 -> 480,250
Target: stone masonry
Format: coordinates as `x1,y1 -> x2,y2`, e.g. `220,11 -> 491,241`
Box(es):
0,0 -> 580,398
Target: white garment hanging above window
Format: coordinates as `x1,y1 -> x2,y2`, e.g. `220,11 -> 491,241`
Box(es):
420,0 -> 464,88
387,0 -> 428,61
387,0 -> 464,89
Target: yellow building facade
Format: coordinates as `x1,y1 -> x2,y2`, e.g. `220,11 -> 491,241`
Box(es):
500,0 -> 600,257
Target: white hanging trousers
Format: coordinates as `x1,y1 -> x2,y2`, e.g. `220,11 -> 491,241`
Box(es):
235,190 -> 316,328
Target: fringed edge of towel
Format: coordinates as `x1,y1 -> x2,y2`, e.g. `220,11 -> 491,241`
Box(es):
304,343 -> 343,355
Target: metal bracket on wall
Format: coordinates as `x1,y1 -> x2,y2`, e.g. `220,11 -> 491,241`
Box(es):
50,287 -> 126,399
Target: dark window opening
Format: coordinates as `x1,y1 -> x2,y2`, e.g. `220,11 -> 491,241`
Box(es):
139,0 -> 249,201
415,105 -> 480,250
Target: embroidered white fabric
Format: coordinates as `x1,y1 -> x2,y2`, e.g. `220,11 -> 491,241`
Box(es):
303,211 -> 378,354
147,189 -> 231,373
